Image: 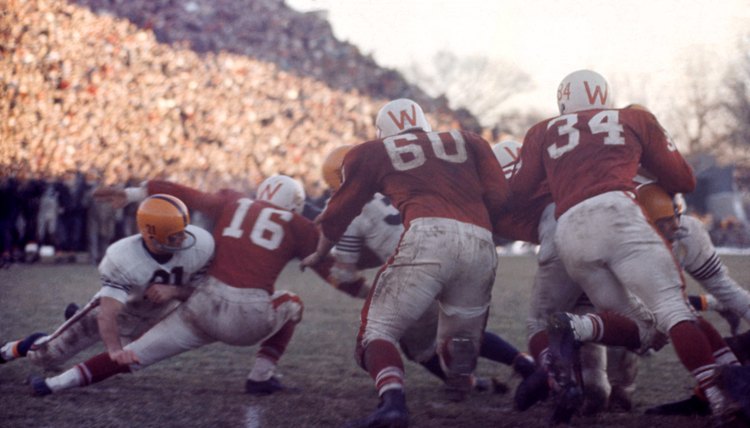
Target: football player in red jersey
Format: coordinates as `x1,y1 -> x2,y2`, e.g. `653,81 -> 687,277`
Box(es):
302,98 -> 509,427
28,175 -> 362,397
322,145 -> 535,399
492,139 -> 634,415
511,69 -> 742,425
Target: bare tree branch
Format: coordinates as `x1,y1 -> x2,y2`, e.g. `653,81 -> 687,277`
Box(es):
405,50 -> 533,126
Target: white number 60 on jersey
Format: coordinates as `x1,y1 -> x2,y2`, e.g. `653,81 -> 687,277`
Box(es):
384,130 -> 468,171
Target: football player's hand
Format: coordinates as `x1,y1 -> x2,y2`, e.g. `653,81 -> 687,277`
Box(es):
718,309 -> 741,336
647,331 -> 669,353
300,252 -> 324,271
145,284 -> 178,303
301,234 -> 335,271
337,277 -> 370,299
109,349 -> 140,366
93,186 -> 128,209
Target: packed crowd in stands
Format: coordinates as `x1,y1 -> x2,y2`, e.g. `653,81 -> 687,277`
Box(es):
1,0 -> 475,197
1,0 -> 748,265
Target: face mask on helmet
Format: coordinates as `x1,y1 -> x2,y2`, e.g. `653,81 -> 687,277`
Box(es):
375,98 -> 432,139
557,69 -> 613,114
322,145 -> 354,191
137,194 -> 196,254
636,183 -> 687,242
257,175 -> 306,213
492,140 -> 522,180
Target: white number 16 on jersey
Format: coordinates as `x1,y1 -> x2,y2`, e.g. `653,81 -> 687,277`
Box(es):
222,198 -> 292,250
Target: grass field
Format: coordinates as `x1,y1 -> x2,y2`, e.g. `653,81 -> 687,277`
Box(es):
1,254 -> 748,427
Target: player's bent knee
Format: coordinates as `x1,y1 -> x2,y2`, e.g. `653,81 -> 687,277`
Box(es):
653,304 -> 696,334
273,292 -> 304,323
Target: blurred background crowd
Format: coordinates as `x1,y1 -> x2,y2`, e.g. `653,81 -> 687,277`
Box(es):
1,0 -> 749,266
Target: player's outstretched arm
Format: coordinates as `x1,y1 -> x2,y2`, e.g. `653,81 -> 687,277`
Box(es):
92,186 -> 129,208
300,233 -> 335,271
96,297 -> 139,365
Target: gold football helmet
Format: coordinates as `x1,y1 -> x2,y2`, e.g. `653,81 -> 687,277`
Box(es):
136,194 -> 196,254
322,145 -> 354,191
636,183 -> 675,223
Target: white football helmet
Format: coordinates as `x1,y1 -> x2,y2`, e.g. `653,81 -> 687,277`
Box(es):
375,98 -> 432,139
557,69 -> 613,114
492,140 -> 522,180
256,175 -> 306,213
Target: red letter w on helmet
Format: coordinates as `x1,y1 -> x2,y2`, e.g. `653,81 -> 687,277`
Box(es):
584,81 -> 609,106
387,105 -> 418,131
258,182 -> 282,201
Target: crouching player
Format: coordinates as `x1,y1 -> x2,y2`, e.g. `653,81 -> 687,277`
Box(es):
26,175 -> 358,396
1,195 -> 214,374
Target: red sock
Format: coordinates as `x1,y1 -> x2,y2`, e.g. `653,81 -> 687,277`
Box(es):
696,317 -> 727,353
597,311 -> 641,349
669,320 -> 715,372
363,339 -> 405,393
79,352 -> 131,385
258,320 -> 298,363
528,331 -> 548,364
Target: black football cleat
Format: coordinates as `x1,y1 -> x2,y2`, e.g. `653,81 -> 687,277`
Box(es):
547,312 -> 584,425
716,365 -> 750,420
551,384 -> 584,425
29,375 -> 53,397
547,313 -> 582,386
514,367 -> 550,411
512,354 -> 537,379
717,309 -> 741,337
64,303 -> 80,321
644,394 -> 710,416
724,330 -> 750,366
245,376 -> 289,395
343,389 -> 409,428
608,385 -> 633,412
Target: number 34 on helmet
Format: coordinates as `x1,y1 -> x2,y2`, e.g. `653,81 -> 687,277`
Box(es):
136,194 -> 197,254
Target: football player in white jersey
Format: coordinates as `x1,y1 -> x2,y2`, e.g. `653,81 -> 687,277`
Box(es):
27,175 -> 364,397
564,182 -> 750,418
322,145 -> 535,400
638,183 -> 750,327
624,182 -> 750,417
0,194 -> 214,369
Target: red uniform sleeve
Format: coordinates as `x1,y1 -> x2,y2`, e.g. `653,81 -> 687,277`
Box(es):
509,122 -> 548,208
470,133 -> 511,222
635,112 -> 696,194
493,191 -> 553,244
146,180 -> 227,221
287,212 -> 334,280
318,144 -> 378,242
